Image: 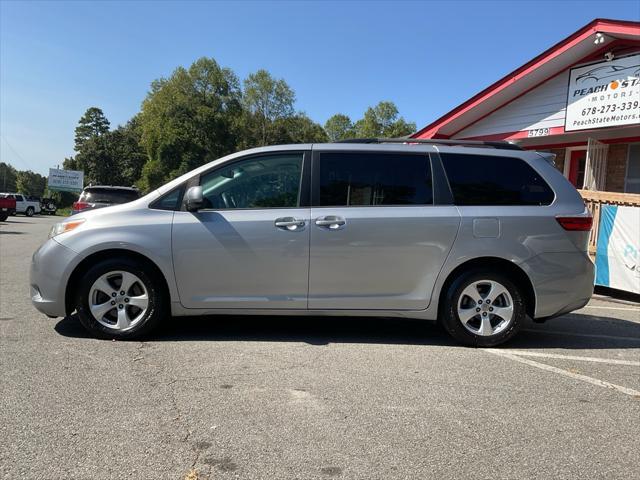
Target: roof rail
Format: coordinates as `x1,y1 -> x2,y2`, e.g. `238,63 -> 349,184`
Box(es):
335,137 -> 523,151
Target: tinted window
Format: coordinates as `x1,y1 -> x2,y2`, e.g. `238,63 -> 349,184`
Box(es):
318,152 -> 432,206
440,153 -> 554,206
80,188 -> 139,204
150,185 -> 184,211
199,153 -> 303,209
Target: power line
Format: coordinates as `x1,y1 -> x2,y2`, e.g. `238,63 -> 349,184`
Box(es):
1,135 -> 37,172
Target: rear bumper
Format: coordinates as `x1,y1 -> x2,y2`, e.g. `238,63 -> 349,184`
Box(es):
520,251 -> 595,319
30,238 -> 79,317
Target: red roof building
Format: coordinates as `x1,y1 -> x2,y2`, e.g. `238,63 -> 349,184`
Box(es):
412,19 -> 640,194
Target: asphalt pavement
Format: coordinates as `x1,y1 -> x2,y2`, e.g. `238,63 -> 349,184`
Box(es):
1,215 -> 639,480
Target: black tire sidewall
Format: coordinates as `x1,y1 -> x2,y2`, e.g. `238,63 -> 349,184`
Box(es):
441,270 -> 525,347
75,258 -> 165,340
26,207 -> 34,217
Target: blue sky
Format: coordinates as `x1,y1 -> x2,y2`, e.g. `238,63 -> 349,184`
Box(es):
1,0 -> 639,175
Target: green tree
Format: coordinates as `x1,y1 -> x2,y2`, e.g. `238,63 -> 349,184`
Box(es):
62,156 -> 78,171
16,170 -> 47,197
138,57 -> 242,190
75,107 -> 110,152
107,116 -> 147,186
0,162 -> 18,192
75,135 -> 112,185
353,101 -> 415,138
276,113 -> 328,144
241,69 -> 295,147
324,114 -> 355,142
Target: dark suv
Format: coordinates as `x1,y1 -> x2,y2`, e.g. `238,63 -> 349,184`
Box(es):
72,186 -> 140,215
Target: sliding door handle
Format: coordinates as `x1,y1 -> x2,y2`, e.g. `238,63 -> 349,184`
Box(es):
275,217 -> 306,231
315,215 -> 346,229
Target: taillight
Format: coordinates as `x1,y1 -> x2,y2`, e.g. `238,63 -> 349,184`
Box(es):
556,216 -> 593,231
73,201 -> 90,211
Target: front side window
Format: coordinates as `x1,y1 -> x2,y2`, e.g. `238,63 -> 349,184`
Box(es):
440,153 -> 554,206
199,153 -> 303,209
317,152 -> 433,207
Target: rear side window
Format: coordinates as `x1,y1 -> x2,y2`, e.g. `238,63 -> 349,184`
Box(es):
318,152 -> 433,206
80,188 -> 139,204
440,153 -> 554,206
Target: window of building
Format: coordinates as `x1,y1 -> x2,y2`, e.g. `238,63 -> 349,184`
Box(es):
318,152 -> 433,207
440,153 -> 554,206
625,143 -> 640,194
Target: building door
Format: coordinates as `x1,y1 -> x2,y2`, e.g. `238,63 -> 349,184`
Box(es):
568,150 -> 587,189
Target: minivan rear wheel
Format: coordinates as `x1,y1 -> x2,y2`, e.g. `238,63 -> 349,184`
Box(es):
75,258 -> 166,340
440,270 -> 525,347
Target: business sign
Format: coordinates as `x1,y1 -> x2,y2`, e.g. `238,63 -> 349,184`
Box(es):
595,205 -> 640,294
48,168 -> 84,192
565,54 -> 640,132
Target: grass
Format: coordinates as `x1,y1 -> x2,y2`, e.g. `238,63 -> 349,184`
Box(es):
55,207 -> 72,217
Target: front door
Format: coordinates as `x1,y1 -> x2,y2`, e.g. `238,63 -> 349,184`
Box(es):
308,150 -> 460,310
172,151 -> 310,309
568,149 -> 587,189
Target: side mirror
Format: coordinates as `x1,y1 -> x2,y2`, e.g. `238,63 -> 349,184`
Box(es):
185,186 -> 204,212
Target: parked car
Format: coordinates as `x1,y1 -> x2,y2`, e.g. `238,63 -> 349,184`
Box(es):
0,194 -> 17,221
72,186 -> 140,214
39,197 -> 58,215
0,193 -> 41,216
30,140 -> 594,346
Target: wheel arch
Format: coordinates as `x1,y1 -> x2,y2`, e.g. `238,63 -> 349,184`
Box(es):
65,248 -> 171,316
438,257 -> 536,319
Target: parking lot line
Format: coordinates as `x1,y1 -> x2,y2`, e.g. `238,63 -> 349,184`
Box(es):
523,329 -> 640,342
483,349 -> 640,397
484,349 -> 640,366
581,305 -> 640,312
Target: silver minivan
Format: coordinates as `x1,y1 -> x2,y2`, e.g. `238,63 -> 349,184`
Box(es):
30,139 -> 595,346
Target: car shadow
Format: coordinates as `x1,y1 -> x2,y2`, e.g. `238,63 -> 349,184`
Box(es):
54,311 -> 640,350
0,230 -> 24,234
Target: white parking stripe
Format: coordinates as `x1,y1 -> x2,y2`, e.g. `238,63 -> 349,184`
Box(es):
484,349 -> 640,366
581,305 -> 640,312
523,329 -> 640,342
483,349 -> 640,397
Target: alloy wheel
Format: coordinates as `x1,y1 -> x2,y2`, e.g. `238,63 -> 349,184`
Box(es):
457,280 -> 514,336
88,271 -> 149,331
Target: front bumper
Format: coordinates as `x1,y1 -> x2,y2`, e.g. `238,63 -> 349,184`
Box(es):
520,251 -> 595,319
30,238 -> 79,317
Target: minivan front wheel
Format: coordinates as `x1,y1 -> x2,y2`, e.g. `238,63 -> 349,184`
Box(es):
441,270 -> 525,347
75,258 -> 165,339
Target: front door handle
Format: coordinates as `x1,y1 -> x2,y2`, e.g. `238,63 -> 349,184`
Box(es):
315,215 -> 346,230
274,217 -> 306,231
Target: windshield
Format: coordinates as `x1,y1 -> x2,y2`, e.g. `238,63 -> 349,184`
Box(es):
79,188 -> 139,204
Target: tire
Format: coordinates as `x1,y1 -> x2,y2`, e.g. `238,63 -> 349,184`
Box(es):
0,213 -> 7,222
26,207 -> 34,217
75,258 -> 167,340
440,269 -> 525,347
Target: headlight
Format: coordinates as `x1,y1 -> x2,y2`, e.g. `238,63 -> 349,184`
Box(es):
49,219 -> 85,238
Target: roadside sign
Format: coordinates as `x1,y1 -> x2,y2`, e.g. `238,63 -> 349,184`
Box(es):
48,168 -> 84,192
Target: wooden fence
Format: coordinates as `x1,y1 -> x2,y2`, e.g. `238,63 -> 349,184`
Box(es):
578,189 -> 640,256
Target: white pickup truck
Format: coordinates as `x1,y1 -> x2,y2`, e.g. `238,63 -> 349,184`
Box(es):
0,193 -> 41,216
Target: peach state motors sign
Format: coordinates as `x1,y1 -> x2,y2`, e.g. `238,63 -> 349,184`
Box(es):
565,53 -> 640,132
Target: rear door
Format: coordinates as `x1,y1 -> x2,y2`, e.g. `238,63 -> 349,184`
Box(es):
308,148 -> 460,310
